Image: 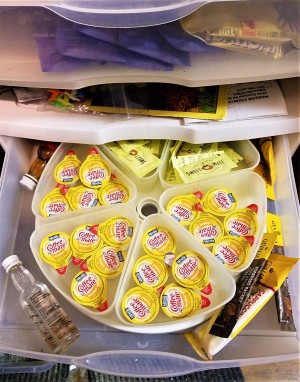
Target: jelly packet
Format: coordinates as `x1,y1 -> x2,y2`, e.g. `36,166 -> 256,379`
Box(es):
181,0 -> 300,58
185,252 -> 299,360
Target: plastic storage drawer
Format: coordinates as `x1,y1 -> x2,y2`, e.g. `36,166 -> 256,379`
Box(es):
0,134 -> 298,378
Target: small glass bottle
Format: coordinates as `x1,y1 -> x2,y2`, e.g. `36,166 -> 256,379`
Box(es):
20,142 -> 58,191
2,255 -> 80,354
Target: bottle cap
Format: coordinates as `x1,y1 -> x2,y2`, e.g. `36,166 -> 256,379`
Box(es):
2,255 -> 22,273
19,174 -> 38,191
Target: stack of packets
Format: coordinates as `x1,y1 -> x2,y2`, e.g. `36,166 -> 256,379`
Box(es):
181,0 -> 300,58
104,140 -> 164,178
254,137 -> 297,331
185,232 -> 299,359
165,141 -> 243,184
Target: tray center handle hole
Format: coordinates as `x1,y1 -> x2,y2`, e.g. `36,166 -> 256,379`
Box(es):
136,198 -> 160,219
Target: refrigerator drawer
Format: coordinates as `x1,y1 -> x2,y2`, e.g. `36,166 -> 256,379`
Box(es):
0,135 -> 298,377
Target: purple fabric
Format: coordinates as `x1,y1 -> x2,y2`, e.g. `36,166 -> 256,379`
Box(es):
157,21 -> 220,52
118,27 -> 190,66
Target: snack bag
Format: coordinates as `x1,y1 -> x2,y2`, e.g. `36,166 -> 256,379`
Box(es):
185,253 -> 299,359
181,1 -> 300,58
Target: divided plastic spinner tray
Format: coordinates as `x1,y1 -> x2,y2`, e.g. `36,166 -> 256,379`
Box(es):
30,141 -> 266,333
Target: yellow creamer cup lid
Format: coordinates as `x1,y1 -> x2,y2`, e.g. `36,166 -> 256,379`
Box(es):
54,150 -> 81,185
40,184 -> 70,217
166,192 -> 203,226
142,226 -> 176,259
212,235 -> 252,270
84,245 -> 126,279
202,188 -> 237,216
98,180 -> 129,205
90,217 -> 134,249
122,287 -> 160,324
224,204 -> 258,238
172,251 -> 210,291
189,213 -> 224,246
71,271 -> 108,312
65,185 -> 100,210
70,224 -> 103,266
39,231 -> 71,275
133,255 -> 169,290
79,148 -> 111,188
160,283 -> 211,319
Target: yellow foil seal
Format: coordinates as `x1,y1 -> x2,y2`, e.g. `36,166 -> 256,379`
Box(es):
70,224 -> 103,266
39,231 -> 71,275
90,217 -> 134,249
202,188 -> 237,216
79,148 -> 111,188
172,251 -> 210,292
54,150 -> 81,184
224,204 -> 258,238
212,235 -> 252,270
142,226 -> 176,259
98,181 -> 129,205
71,271 -> 108,312
189,213 -> 224,246
122,287 -> 160,324
133,255 -> 169,290
160,284 -> 211,319
166,192 -> 203,226
65,185 -> 100,210
40,184 -> 70,217
84,245 -> 126,279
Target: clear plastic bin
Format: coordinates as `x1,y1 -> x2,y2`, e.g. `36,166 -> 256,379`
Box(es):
0,0 -> 209,28
0,135 -> 298,378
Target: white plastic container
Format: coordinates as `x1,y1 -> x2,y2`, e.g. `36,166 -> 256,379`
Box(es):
30,205 -> 140,325
115,213 -> 235,333
0,135 -> 299,377
159,139 -> 260,190
32,143 -> 137,226
159,171 -> 267,277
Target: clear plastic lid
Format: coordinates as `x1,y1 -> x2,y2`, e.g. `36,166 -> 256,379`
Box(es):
2,255 -> 22,273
